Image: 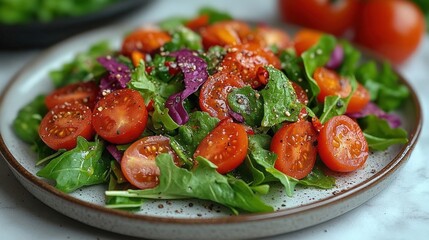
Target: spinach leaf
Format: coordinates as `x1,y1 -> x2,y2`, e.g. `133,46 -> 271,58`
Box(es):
203,46 -> 226,75
171,111 -> 219,161
260,66 -> 300,127
37,137 -> 110,193
227,86 -> 263,127
298,162 -> 335,189
12,94 -> 47,144
198,7 -> 233,24
49,41 -> 112,87
106,154 -> 273,213
301,35 -> 336,101
162,25 -> 203,52
338,40 -> 361,77
359,115 -> 408,151
279,48 -> 305,83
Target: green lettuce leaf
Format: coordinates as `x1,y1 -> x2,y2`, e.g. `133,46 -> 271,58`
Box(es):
227,86 -> 263,127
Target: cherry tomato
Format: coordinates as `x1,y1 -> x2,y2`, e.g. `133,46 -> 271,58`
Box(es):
194,121 -> 248,174
221,42 -> 281,88
291,82 -> 309,119
199,20 -> 251,49
121,136 -> 180,189
121,28 -> 171,56
354,0 -> 425,64
186,14 -> 209,31
249,25 -> 292,50
270,120 -> 318,179
318,115 -> 369,172
92,89 -> 148,144
44,81 -> 99,110
293,29 -> 322,56
313,67 -> 370,113
199,71 -> 245,120
278,0 -> 360,36
39,103 -> 94,150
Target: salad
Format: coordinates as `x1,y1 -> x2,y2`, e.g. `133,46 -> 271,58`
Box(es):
12,8 -> 409,214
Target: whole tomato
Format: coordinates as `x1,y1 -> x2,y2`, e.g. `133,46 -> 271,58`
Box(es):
278,0 -> 360,36
354,0 -> 426,64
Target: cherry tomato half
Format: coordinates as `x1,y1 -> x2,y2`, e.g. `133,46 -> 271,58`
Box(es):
278,0 -> 360,36
354,0 -> 425,64
39,103 -> 94,150
221,42 -> 281,88
121,136 -> 180,189
293,29 -> 322,56
270,120 -> 318,179
199,20 -> 251,49
194,121 -> 248,174
92,89 -> 148,144
44,81 -> 99,110
121,28 -> 172,56
199,71 -> 245,120
313,67 -> 370,113
318,115 -> 369,172
249,25 -> 292,50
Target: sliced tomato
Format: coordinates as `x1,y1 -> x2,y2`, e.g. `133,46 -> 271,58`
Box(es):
44,81 -> 99,110
121,28 -> 171,56
221,42 -> 281,88
92,89 -> 148,144
313,67 -> 370,113
318,115 -> 369,172
194,121 -> 248,174
39,103 -> 94,150
199,71 -> 245,120
293,29 -> 322,56
199,20 -> 251,49
185,14 -> 209,31
250,25 -> 292,50
270,120 -> 317,179
121,136 -> 180,189
291,82 -> 309,119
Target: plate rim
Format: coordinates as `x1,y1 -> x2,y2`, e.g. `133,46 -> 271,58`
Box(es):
0,23 -> 423,227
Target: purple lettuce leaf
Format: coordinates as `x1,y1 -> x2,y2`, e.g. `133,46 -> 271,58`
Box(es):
106,144 -> 124,163
347,102 -> 402,128
97,56 -> 131,95
325,45 -> 344,70
165,49 -> 209,125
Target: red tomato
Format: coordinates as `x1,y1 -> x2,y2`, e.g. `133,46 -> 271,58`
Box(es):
199,20 -> 251,49
185,14 -> 209,31
199,71 -> 245,120
121,136 -> 180,189
92,89 -> 148,144
318,115 -> 369,172
221,42 -> 281,88
354,0 -> 425,64
39,103 -> 94,150
44,81 -> 99,110
313,67 -> 370,113
194,121 -> 248,174
270,121 -> 318,179
291,82 -> 309,119
249,25 -> 292,50
278,0 -> 360,36
293,29 -> 322,56
121,28 -> 171,56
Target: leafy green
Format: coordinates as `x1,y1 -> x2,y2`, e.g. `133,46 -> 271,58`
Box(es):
412,0 -> 429,31
49,41 -> 112,88
198,7 -> 233,24
162,25 -> 203,52
260,66 -> 300,127
172,111 -> 219,160
338,40 -> 361,77
279,49 -> 305,83
301,35 -> 337,101
203,46 -> 226,74
106,154 -> 273,213
298,162 -> 335,189
359,115 -> 408,151
37,137 -> 110,193
12,94 -> 47,144
227,86 -> 263,127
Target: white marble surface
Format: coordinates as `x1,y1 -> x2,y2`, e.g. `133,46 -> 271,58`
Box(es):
1,0 -> 428,239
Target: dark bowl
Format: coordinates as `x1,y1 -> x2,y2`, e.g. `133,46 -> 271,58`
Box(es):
0,0 -> 152,50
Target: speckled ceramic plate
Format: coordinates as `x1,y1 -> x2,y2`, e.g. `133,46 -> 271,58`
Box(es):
0,23 -> 422,240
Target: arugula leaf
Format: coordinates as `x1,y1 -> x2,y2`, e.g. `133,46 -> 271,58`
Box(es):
260,66 -> 300,127
359,115 -> 408,151
106,154 -> 273,213
49,41 -> 112,88
12,94 -> 47,144
37,137 -> 110,193
301,35 -> 337,101
227,86 -> 264,127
